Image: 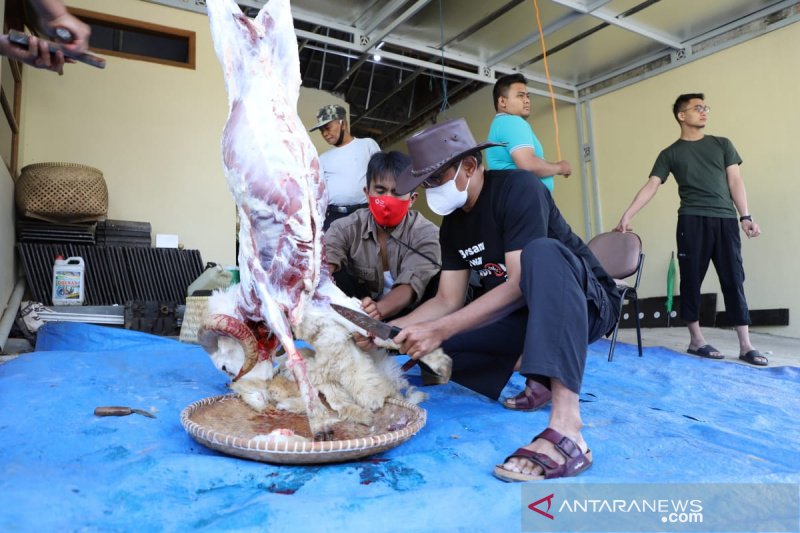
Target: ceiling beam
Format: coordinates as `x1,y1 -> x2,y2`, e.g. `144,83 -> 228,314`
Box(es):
352,0 -> 528,126
550,0 -> 682,49
295,26 -> 577,96
351,67 -> 426,127
361,0 -> 412,36
361,0 -> 434,51
486,11 -> 582,66
443,0 -> 526,46
576,0 -> 800,98
376,49 -> 575,103
149,0 -> 575,92
331,0 -> 432,90
379,79 -> 476,144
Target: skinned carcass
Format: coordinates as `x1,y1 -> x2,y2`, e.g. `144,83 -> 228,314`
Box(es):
200,0 -> 450,439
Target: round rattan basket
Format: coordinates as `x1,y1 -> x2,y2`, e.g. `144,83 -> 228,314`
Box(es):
181,393 -> 427,464
16,162 -> 108,223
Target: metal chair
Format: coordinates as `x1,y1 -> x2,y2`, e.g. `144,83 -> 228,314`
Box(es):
587,231 -> 645,362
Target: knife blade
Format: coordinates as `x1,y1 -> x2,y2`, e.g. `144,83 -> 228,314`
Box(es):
330,303 -> 401,340
7,30 -> 107,69
94,406 -> 157,419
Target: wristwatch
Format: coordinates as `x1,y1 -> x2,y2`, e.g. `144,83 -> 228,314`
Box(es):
739,215 -> 752,222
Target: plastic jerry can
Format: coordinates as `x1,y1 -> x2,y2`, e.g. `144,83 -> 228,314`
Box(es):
52,255 -> 85,305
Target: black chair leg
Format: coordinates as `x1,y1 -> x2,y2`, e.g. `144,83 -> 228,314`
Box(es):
608,293 -> 626,362
632,292 -> 643,357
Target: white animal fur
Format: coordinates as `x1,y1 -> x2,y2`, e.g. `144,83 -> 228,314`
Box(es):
205,287 -> 429,425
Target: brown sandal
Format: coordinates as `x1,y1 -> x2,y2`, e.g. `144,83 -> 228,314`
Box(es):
493,428 -> 593,482
502,379 -> 552,411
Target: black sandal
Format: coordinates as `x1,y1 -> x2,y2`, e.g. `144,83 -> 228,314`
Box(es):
739,350 -> 768,366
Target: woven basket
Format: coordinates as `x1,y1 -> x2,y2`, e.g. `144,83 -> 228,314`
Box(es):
179,296 -> 209,344
16,162 -> 108,223
181,394 -> 427,464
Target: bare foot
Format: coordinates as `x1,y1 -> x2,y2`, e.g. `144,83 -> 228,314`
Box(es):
500,430 -> 588,478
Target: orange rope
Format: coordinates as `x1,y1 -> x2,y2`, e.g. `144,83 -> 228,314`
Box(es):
532,0 -> 561,160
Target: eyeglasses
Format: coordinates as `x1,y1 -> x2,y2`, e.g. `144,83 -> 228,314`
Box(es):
422,165 -> 454,189
681,105 -> 711,113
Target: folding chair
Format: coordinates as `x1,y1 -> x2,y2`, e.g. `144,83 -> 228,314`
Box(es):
587,231 -> 645,362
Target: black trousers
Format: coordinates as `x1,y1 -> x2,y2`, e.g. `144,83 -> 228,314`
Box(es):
676,215 -> 750,325
441,239 -> 617,400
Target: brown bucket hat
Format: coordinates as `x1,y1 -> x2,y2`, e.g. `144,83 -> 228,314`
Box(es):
395,118 -> 504,195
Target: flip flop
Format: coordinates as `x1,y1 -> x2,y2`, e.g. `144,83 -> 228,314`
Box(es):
739,350 -> 768,366
493,428 -> 592,482
687,344 -> 724,359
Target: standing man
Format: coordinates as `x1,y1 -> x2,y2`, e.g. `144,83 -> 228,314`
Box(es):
309,104 -> 380,230
326,151 -> 440,321
387,118 -> 619,482
486,73 -> 571,193
615,93 -> 767,366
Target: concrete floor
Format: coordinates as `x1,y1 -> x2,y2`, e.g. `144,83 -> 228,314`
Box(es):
2,327 -> 799,367
614,326 -> 800,367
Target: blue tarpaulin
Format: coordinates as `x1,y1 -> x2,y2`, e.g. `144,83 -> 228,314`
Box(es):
1,322 -> 798,531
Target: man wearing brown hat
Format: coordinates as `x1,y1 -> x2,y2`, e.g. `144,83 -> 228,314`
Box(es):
309,104 -> 380,230
387,118 -> 619,482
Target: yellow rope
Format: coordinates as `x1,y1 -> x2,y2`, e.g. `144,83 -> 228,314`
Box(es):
532,0 -> 562,160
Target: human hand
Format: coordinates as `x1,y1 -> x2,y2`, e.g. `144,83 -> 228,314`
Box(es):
742,219 -> 761,238
394,323 -> 445,361
42,13 -> 91,55
352,331 -> 377,351
614,215 -> 632,233
0,34 -> 64,74
360,296 -> 382,321
558,160 -> 572,177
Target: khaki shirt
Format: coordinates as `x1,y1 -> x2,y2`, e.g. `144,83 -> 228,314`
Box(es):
325,208 -> 440,303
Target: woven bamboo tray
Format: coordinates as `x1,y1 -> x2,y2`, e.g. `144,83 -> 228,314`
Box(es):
181,394 -> 426,464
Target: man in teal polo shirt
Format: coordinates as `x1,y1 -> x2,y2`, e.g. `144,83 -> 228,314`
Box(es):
486,73 -> 571,193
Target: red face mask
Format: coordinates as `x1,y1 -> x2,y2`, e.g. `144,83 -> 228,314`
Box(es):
368,195 -> 411,227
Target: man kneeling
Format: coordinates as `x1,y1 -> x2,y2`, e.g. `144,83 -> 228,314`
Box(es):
384,118 -> 619,482
326,151 -> 441,321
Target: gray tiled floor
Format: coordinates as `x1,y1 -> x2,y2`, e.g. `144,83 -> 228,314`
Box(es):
614,327 -> 799,367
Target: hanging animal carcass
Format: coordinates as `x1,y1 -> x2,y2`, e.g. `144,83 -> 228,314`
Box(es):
199,0 -> 450,441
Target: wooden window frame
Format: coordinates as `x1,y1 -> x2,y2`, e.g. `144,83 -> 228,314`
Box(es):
70,7 -> 196,70
1,21 -> 22,176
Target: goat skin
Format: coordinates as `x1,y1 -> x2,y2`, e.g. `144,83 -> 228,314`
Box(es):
207,0 -> 340,437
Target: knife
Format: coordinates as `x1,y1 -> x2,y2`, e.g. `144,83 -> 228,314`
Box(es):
94,406 -> 157,419
7,30 -> 106,69
330,303 -> 401,339
331,303 -> 425,373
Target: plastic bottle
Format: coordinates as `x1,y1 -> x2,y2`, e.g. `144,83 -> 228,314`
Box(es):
52,255 -> 85,305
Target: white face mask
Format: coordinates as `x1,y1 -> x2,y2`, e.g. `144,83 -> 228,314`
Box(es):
425,161 -> 469,216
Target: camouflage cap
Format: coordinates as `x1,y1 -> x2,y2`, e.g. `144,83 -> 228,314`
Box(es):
309,104 -> 347,131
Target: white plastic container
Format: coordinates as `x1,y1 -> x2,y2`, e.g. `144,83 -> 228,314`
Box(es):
52,256 -> 85,305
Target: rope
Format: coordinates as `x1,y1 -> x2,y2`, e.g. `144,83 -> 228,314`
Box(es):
532,0 -> 561,160
438,0 -> 449,112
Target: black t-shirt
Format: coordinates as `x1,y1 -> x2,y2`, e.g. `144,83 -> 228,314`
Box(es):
439,169 -> 617,300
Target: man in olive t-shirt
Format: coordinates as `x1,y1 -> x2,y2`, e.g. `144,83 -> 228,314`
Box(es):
615,93 -> 767,366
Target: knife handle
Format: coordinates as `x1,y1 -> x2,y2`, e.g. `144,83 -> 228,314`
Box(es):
388,325 -> 402,338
